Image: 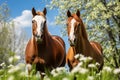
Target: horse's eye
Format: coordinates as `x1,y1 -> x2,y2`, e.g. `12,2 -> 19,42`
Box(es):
44,21 -> 46,24
32,20 -> 35,23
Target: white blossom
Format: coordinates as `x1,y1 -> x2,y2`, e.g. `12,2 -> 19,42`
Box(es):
87,76 -> 94,80
74,54 -> 80,59
78,67 -> 89,74
103,66 -> 112,72
7,64 -> 14,68
71,66 -> 88,74
9,57 -> 13,63
9,55 -> 21,63
7,75 -> 14,80
62,77 -> 69,80
113,68 -> 120,74
88,64 -> 96,68
51,67 -> 66,77
0,62 -> 5,67
8,66 -> 20,73
95,62 -> 100,66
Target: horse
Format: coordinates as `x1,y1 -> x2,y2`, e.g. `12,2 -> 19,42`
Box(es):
66,10 -> 104,71
25,7 -> 66,79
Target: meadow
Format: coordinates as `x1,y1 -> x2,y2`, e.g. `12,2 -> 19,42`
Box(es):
0,54 -> 120,80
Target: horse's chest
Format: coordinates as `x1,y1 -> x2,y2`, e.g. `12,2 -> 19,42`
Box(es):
37,46 -> 54,60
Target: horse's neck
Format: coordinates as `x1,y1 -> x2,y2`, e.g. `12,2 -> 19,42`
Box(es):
43,26 -> 52,46
31,36 -> 38,54
75,35 -> 91,54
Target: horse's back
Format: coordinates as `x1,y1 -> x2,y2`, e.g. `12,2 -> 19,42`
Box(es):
90,41 -> 103,55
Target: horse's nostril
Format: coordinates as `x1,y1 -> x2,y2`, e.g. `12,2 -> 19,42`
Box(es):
41,34 -> 44,39
74,38 -> 76,43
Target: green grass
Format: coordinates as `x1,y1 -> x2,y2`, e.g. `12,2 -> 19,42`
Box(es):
0,54 -> 120,80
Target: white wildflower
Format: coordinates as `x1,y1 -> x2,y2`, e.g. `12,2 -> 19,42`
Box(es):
7,64 -> 14,68
103,66 -> 112,72
87,76 -> 94,80
9,57 -> 13,63
8,66 -> 20,73
56,67 -> 66,73
14,55 -> 20,60
74,54 -> 80,59
71,66 -> 88,74
79,56 -> 88,62
51,69 -> 58,77
20,71 -> 27,76
78,67 -> 89,74
88,63 -> 96,68
9,55 -> 20,63
71,66 -> 79,73
95,62 -> 100,66
44,76 -> 50,80
17,63 -> 25,69
113,68 -> 120,74
79,54 -> 84,58
0,62 -> 5,67
7,75 -> 14,80
62,77 -> 69,80
51,67 -> 66,77
77,62 -> 83,67
87,57 -> 93,61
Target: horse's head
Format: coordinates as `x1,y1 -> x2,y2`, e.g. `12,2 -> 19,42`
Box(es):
66,10 -> 87,46
66,10 -> 81,46
32,7 -> 47,43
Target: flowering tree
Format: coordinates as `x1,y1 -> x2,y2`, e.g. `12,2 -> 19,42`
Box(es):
48,0 -> 120,68
0,3 -> 26,66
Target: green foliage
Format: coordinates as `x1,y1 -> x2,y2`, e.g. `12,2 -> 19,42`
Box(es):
48,0 -> 120,68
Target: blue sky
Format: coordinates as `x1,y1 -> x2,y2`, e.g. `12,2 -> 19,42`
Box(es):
0,0 -> 69,50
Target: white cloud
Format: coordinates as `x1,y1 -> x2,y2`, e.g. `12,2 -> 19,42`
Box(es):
13,10 -> 32,28
13,10 -> 57,28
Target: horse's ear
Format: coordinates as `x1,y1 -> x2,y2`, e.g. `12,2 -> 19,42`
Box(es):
43,8 -> 47,15
32,7 -> 37,16
67,10 -> 71,17
76,9 -> 80,17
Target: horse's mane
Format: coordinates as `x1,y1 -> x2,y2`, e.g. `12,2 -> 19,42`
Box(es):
72,14 -> 88,40
36,11 -> 46,18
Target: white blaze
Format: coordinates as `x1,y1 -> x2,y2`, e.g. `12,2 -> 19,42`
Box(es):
69,19 -> 76,43
32,15 -> 46,37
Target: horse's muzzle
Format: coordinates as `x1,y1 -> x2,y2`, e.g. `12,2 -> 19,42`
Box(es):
68,38 -> 76,46
34,34 -> 43,43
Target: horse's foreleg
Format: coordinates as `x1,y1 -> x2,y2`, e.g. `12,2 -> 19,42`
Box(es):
67,58 -> 79,71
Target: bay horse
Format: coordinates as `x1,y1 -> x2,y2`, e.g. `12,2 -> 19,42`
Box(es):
66,10 -> 104,71
25,7 -> 66,79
